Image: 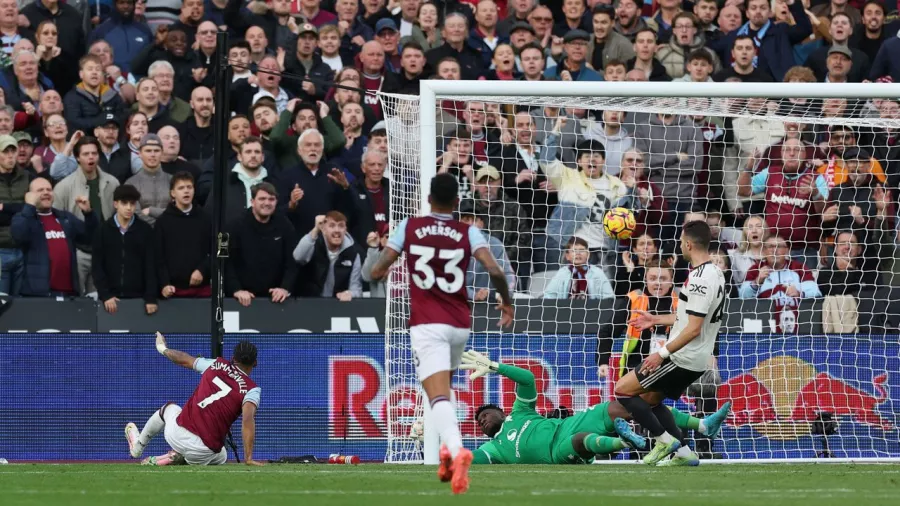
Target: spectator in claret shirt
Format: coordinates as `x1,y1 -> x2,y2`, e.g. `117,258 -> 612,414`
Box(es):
294,210 -> 362,300
12,177 -> 97,297
739,235 -> 822,300
350,149 -> 389,246
225,182 -> 297,307
92,184 -> 157,315
297,0 -> 337,27
357,41 -> 399,120
155,172 -> 212,298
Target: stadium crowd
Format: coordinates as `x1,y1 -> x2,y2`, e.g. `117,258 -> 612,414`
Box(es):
0,0 -> 896,337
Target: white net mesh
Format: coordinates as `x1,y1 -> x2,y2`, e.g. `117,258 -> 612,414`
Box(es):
380,88 -> 900,463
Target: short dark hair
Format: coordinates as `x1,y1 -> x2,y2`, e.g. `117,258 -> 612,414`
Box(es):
687,49 -> 714,66
576,139 -> 606,161
862,0 -> 885,14
113,184 -> 141,203
251,181 -> 278,199
240,135 -> 263,151
592,4 -> 615,19
635,27 -> 657,40
401,39 -> 424,55
830,11 -> 853,24
250,101 -> 277,119
290,102 -> 322,130
733,34 -> 756,47
169,171 -> 195,190
430,172 -> 459,208
449,126 -> 472,141
436,56 -> 461,71
566,236 -> 589,249
682,220 -> 712,250
474,404 -> 504,420
604,58 -> 626,70
518,42 -> 544,56
229,40 -> 251,52
74,136 -> 102,158
232,340 -> 258,367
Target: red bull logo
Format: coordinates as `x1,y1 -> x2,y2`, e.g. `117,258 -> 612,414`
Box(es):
718,356 -> 893,439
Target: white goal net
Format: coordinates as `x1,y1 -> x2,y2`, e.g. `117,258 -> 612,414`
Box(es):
380,82 -> 900,463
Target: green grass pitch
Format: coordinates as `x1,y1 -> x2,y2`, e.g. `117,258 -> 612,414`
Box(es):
1,464 -> 898,506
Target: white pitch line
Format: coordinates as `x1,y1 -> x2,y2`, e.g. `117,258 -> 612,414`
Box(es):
0,467 -> 898,475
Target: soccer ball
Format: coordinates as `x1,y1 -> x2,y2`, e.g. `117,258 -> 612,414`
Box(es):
603,207 -> 637,240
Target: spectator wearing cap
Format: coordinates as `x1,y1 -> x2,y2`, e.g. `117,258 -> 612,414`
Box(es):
469,1 -> 508,69
656,12 -> 720,80
133,78 -> 173,133
738,136 -> 827,267
544,236 -> 615,299
805,14 -> 870,83
613,0 -> 658,42
11,132 -> 35,175
626,28 -> 670,81
148,60 -> 191,124
713,34 -> 775,82
282,22 -> 335,103
349,149 -> 389,246
544,30 -> 602,81
426,12 -> 484,80
154,171 -> 212,298
296,0 -> 337,27
584,109 -> 634,177
279,128 -> 356,236
225,181 -> 297,307
738,235 -> 822,300
12,177 -> 98,297
375,18 -> 402,71
52,136 -> 119,294
205,136 -> 279,225
293,210 -> 362,300
179,86 -> 213,163
471,163 -> 531,277
22,0 -> 86,63
457,198 -> 516,302
541,128 -> 628,270
94,118 -> 122,173
334,0 -> 375,61
712,0 -> 811,83
92,183 -> 157,314
823,146 -> 893,256
63,55 -> 128,135
157,125 -> 200,180
131,25 -> 200,101
125,133 -> 172,226
89,0 -> 153,74
0,134 -> 30,295
231,55 -> 292,117
587,5 -> 634,78
852,0 -> 888,64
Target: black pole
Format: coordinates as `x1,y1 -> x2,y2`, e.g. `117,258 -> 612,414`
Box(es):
210,30 -> 232,359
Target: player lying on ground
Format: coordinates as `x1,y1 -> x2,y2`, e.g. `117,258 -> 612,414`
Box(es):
615,221 -> 727,466
124,333 -> 264,466
369,173 -> 514,494
461,351 -> 731,465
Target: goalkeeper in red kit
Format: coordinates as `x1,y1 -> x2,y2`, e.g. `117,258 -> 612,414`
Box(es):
124,332 -> 264,466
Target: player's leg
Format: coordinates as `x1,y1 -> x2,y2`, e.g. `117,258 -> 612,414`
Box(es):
140,403 -> 188,465
569,432 -> 625,462
615,371 -> 682,465
126,402 -> 177,458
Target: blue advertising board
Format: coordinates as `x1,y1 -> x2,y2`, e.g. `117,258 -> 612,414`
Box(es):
2,333 -> 898,461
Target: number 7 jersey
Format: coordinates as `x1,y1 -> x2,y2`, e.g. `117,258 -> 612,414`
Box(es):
387,214 -> 488,328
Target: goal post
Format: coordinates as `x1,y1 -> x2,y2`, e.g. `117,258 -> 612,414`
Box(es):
379,81 -> 900,464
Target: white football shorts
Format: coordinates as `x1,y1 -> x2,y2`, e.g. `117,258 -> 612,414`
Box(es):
162,404 -> 228,465
410,323 -> 470,381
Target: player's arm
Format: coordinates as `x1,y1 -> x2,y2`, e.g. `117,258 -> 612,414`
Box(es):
472,247 -> 514,328
473,441 -> 502,464
628,310 -> 676,330
368,247 -> 400,282
460,351 -> 537,409
155,332 -> 199,370
241,401 -> 264,466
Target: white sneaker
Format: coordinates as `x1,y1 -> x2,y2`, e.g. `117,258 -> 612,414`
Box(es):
125,422 -> 143,458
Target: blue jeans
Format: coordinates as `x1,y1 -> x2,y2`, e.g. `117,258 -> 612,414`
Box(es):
0,247 -> 23,296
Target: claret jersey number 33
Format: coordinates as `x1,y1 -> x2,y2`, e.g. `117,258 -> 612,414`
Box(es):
409,245 -> 465,293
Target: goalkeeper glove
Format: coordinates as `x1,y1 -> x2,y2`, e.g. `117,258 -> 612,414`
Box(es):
156,331 -> 168,355
459,350 -> 499,379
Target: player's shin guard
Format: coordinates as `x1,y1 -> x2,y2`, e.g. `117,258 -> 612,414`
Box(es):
138,409 -> 167,446
617,395 -> 666,437
669,407 -> 702,431
430,396 -> 463,458
652,403 -> 686,446
583,434 -> 625,455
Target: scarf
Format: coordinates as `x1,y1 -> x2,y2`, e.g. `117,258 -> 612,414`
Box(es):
569,265 -> 590,298
735,20 -> 770,68
232,163 -> 269,207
